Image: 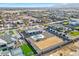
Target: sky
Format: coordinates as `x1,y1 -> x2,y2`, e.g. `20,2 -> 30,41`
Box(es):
0,3 -> 79,8
0,3 -> 54,8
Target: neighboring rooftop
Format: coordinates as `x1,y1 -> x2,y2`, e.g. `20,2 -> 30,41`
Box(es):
0,39 -> 7,45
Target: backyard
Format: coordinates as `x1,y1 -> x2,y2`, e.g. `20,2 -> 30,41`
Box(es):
69,31 -> 79,36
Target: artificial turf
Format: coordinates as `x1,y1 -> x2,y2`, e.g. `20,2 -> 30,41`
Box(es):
20,43 -> 35,56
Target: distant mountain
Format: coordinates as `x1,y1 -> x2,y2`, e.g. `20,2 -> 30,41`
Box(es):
51,3 -> 79,8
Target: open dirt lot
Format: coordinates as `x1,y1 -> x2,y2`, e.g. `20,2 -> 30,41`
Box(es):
34,36 -> 63,50
49,42 -> 79,56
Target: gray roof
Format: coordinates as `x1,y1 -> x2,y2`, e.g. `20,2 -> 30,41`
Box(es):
0,33 -> 13,44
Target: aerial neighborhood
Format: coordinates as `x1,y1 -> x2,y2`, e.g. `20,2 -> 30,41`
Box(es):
0,4 -> 79,56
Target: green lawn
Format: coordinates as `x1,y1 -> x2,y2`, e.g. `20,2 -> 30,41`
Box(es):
9,30 -> 14,35
9,30 -> 17,35
69,31 -> 79,36
20,43 -> 35,56
74,26 -> 79,29
63,21 -> 69,25
0,32 -> 4,35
